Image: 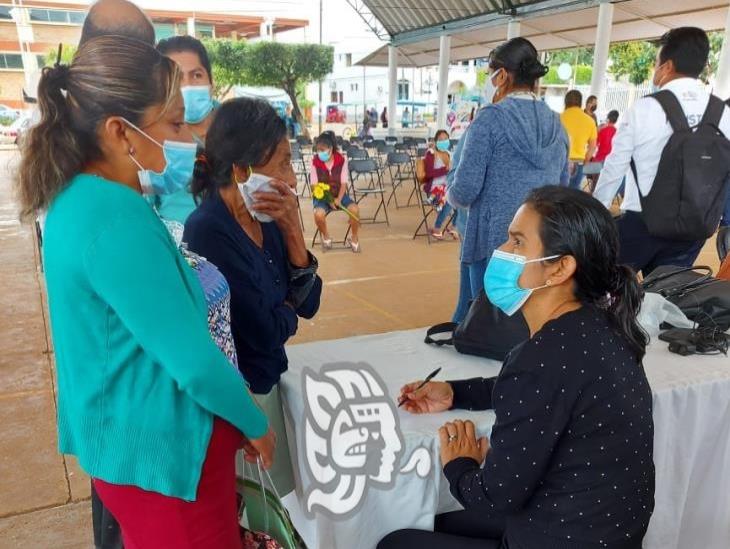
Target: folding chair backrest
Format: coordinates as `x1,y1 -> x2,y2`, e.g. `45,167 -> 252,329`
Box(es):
385,136 -> 398,144
348,148 -> 368,160
350,159 -> 379,174
377,144 -> 395,155
414,138 -> 427,145
416,146 -> 428,157
296,136 -> 312,146
395,143 -> 410,153
403,136 -> 415,145
450,139 -> 459,149
387,152 -> 411,165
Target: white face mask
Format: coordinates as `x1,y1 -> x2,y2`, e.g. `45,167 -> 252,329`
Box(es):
236,170 -> 276,223
483,68 -> 503,104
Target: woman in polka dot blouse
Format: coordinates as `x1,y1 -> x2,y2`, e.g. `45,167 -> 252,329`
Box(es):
381,186 -> 655,549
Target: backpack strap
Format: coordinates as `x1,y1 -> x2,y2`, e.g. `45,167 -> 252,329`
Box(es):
699,95 -> 727,136
651,90 -> 691,132
424,323 -> 457,346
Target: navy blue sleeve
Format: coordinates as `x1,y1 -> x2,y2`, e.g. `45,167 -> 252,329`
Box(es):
184,218 -> 298,355
293,274 -> 322,319
449,377 -> 496,411
443,344 -> 570,513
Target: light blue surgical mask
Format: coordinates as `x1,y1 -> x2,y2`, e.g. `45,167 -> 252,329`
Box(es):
483,249 -> 560,316
124,118 -> 198,196
317,150 -> 332,162
435,139 -> 450,152
181,85 -> 214,124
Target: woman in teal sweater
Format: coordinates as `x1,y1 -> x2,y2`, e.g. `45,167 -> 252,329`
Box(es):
15,37 -> 273,547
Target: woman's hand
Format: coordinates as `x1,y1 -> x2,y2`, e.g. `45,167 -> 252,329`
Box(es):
251,179 -> 299,231
439,419 -> 489,467
241,428 -> 277,470
399,381 -> 454,414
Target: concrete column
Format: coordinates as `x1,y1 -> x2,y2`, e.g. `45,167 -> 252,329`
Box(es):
436,34 -> 451,129
507,18 -> 521,40
714,4 -> 730,99
187,17 -> 196,37
388,44 -> 397,136
590,1 -> 614,103
260,18 -> 275,41
9,7 -> 37,96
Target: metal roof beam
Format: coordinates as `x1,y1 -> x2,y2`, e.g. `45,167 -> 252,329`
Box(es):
345,0 -> 391,40
390,0 -> 601,46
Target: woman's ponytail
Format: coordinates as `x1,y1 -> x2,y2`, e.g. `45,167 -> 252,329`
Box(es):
607,264 -> 649,360
16,64 -> 85,220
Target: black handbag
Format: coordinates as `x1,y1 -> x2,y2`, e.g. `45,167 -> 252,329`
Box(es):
642,265 -> 730,331
425,290 -> 530,361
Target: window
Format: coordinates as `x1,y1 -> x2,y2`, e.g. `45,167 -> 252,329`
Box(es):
350,83 -> 359,92
36,54 -> 46,67
28,8 -> 85,24
196,24 -> 214,39
154,23 -> 176,41
0,53 -> 23,70
345,53 -> 352,67
339,91 -> 344,104
397,80 -> 410,101
331,91 -> 338,103
0,6 -> 12,20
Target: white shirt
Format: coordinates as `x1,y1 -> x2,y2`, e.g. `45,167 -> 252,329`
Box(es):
593,78 -> 730,212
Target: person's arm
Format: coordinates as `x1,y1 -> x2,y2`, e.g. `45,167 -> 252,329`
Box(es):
85,216 -> 268,439
338,157 -> 349,201
448,377 -> 497,411
310,162 -> 319,187
187,222 -> 299,354
443,350 -> 568,512
424,151 -> 449,180
593,105 -> 639,208
291,272 -> 322,319
448,109 -> 493,209
584,138 -> 597,165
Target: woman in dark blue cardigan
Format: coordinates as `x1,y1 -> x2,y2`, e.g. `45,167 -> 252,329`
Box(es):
382,187 -> 654,549
184,98 -> 322,495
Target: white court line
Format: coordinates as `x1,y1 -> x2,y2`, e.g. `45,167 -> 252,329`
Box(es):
326,268 -> 455,286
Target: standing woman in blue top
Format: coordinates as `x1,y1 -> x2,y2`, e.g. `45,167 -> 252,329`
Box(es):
15,37 -> 273,547
154,35 -> 219,224
448,37 -> 569,301
184,97 -> 322,495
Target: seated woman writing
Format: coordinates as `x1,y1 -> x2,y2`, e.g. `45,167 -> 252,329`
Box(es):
311,131 -> 361,252
381,186 -> 655,549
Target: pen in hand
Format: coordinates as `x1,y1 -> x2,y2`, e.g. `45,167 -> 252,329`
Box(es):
397,367 -> 442,408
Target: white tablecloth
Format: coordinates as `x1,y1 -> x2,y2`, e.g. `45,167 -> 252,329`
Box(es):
279,328 -> 730,549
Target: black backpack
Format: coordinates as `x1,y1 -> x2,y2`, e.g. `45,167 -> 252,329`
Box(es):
630,90 -> 730,241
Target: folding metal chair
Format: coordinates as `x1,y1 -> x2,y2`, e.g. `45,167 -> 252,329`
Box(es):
375,143 -> 395,170
291,147 -> 312,197
347,147 -> 368,161
349,159 -> 390,226
412,175 -> 436,244
385,136 -> 398,145
386,152 -> 416,209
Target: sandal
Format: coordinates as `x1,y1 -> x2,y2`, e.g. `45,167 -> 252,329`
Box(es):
447,229 -> 460,240
322,238 -> 333,251
347,239 -> 361,253
429,229 -> 444,240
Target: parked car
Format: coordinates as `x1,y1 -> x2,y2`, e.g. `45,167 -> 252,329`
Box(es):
0,104 -> 20,124
0,113 -> 32,145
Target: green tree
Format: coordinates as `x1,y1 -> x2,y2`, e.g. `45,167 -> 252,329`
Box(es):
608,41 -> 657,85
42,44 -> 77,66
202,38 -> 248,99
546,47 -> 594,67
240,42 -> 333,137
703,31 -> 725,84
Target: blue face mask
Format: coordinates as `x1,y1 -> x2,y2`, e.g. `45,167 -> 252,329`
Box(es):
318,150 -> 332,162
181,86 -> 214,124
124,119 -> 198,196
435,139 -> 450,152
483,249 -> 560,316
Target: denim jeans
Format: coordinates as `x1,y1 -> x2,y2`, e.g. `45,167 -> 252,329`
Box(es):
434,203 -> 453,230
568,162 -> 584,190
452,259 -> 471,323
466,258 -> 488,301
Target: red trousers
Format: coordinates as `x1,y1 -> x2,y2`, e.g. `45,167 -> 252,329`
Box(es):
94,418 -> 242,549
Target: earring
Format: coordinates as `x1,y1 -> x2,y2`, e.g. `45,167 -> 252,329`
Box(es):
546,279 -> 552,286
129,146 -> 135,155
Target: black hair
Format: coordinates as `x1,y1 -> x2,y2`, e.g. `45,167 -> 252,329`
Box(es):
607,110 -> 619,124
316,131 -> 338,152
658,27 -> 710,79
157,35 -> 213,82
488,37 -> 548,88
525,186 -> 648,360
434,129 -> 449,141
191,97 -> 286,201
564,90 -> 582,109
586,95 -> 597,104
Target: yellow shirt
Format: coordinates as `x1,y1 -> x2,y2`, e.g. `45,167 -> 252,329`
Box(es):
561,107 -> 598,161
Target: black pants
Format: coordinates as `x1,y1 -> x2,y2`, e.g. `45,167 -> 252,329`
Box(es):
91,481 -> 124,549
377,509 -> 505,549
616,211 -> 705,276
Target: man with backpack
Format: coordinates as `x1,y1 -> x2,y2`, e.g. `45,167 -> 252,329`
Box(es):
594,27 -> 730,276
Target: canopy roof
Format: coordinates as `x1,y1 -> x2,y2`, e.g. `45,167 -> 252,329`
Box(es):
354,0 -> 729,67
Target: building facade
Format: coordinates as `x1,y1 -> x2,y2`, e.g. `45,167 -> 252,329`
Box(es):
0,1 -> 307,108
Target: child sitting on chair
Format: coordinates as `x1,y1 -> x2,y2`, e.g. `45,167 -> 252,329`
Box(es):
423,129 -> 456,240
311,131 -> 361,252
